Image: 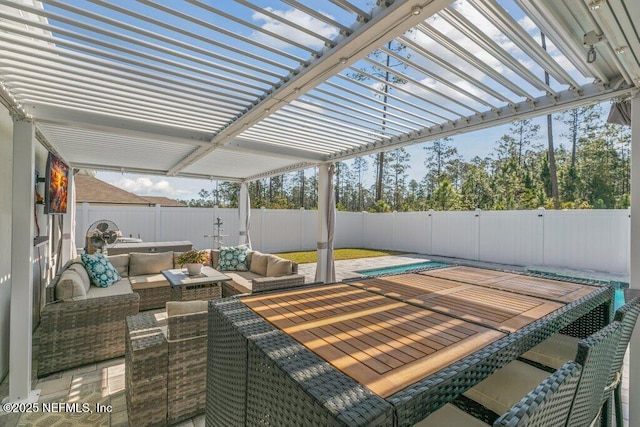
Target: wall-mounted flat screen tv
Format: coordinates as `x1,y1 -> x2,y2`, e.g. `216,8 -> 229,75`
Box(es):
45,152 -> 69,215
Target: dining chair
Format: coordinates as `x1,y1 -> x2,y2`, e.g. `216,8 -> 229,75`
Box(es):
604,297 -> 640,427
520,297 -> 640,427
460,320 -> 625,427
414,361 -> 582,427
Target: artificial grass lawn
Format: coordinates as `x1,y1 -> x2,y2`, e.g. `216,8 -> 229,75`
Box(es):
275,248 -> 406,264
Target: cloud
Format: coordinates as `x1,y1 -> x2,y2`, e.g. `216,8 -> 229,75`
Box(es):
114,177 -> 188,197
250,7 -> 339,50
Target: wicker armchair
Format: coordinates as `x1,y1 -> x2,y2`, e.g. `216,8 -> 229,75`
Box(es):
39,274 -> 139,377
125,301 -> 208,426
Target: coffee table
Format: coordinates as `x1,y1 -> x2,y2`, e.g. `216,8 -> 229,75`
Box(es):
162,266 -> 230,302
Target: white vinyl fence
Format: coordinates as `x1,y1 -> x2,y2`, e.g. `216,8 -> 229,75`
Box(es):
77,203 -> 630,274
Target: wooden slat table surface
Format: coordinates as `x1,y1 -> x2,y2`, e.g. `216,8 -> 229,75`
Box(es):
419,266 -> 597,303
349,273 -> 564,332
242,284 -> 505,398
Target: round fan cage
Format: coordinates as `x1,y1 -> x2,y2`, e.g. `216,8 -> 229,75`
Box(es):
85,219 -> 122,254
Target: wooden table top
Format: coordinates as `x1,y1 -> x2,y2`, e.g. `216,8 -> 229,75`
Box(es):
241,268 -> 601,399
243,284 -> 505,398
419,266 -> 597,303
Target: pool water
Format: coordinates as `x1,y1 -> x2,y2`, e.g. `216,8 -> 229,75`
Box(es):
356,261 -> 449,277
614,288 -> 625,311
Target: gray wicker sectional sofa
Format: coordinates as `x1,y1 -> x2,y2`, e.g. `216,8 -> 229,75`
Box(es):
39,248 -> 304,377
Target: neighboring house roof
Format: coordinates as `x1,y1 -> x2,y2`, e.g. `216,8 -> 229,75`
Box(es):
75,175 -> 185,206
140,196 -> 186,207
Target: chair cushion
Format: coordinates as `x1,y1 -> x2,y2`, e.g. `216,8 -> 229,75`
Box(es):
86,278 -> 133,299
55,269 -> 88,301
107,254 -> 130,278
249,251 -> 269,276
66,263 -> 91,294
218,246 -> 249,271
166,301 -> 208,317
521,333 -> 580,370
414,403 -> 488,427
224,271 -> 262,293
129,252 -> 173,276
266,255 -> 292,277
81,252 -> 121,287
129,274 -> 170,290
463,360 -> 549,415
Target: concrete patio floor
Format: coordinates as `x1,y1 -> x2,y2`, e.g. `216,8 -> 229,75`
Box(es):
0,254 -> 630,426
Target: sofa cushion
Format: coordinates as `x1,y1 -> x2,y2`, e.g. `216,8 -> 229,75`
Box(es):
266,255 -> 293,277
249,251 -> 269,276
129,274 -> 170,290
81,252 -> 121,287
129,252 -> 173,276
225,271 -> 262,293
218,246 -> 249,271
107,254 -> 130,278
66,263 -> 91,294
166,301 -> 208,317
55,269 -> 88,301
86,278 -> 133,299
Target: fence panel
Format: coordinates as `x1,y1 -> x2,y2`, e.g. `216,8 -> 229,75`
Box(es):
431,211 -> 478,259
259,209 -> 303,253
78,205 -> 155,249
363,213 -> 395,251
478,210 -> 542,266
393,212 -> 430,253
335,212 -> 364,249
543,210 -> 629,273
75,204 -> 630,274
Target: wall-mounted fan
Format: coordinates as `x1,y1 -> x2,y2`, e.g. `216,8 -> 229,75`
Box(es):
85,220 -> 121,254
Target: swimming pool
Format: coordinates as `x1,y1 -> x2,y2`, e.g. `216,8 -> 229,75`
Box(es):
355,261 -> 449,277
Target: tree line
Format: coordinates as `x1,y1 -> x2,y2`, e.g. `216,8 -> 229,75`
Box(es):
180,103 -> 631,212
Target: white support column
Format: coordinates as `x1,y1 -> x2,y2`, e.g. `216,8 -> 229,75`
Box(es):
81,202 -> 89,251
238,182 -> 251,247
629,94 -> 640,427
315,163 -> 336,284
154,204 -> 161,241
61,173 -> 77,265
7,119 -> 39,403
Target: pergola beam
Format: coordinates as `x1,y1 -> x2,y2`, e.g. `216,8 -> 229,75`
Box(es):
168,0 -> 453,175
328,81 -> 638,161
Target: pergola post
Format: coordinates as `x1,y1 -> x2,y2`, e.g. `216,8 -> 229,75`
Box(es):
629,94 -> 640,427
238,181 -> 251,247
6,119 -> 39,404
60,173 -> 77,267
315,163 -> 336,284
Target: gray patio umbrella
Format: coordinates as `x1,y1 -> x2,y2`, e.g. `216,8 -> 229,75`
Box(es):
238,181 -> 251,247
315,163 -> 336,283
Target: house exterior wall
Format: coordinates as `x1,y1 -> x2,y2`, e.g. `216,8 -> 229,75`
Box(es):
76,204 -> 630,275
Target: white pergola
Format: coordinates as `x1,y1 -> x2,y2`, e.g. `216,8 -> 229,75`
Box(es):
2,0 -> 640,422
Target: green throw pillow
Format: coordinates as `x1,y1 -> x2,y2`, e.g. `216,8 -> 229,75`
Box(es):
218,246 -> 249,271
81,252 -> 121,287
